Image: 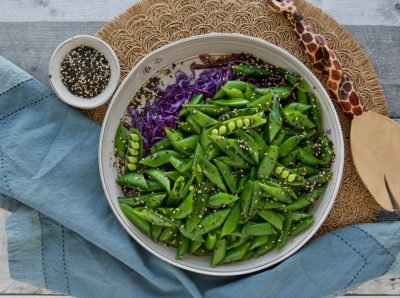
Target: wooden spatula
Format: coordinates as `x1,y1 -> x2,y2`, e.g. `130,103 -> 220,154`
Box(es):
267,0 -> 400,211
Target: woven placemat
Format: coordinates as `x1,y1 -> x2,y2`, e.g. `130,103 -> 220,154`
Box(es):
88,0 -> 388,234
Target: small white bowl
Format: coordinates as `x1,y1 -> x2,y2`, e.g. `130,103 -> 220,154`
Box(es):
49,35 -> 120,109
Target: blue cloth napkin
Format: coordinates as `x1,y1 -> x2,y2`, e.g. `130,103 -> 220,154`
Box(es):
1,56 -> 400,298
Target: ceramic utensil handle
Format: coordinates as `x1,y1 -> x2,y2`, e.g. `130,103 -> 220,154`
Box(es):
266,0 -> 364,119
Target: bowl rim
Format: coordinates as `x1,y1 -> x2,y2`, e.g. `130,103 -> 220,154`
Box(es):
99,32 -> 344,276
48,34 -> 120,109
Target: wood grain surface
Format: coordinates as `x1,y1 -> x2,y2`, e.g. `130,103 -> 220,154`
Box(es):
0,0 -> 399,296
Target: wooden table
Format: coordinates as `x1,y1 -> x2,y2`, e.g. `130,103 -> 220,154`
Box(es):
0,0 -> 399,296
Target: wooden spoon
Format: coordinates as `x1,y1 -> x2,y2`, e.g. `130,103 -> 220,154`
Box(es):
267,0 -> 400,211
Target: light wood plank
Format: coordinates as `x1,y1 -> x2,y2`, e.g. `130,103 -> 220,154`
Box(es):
0,0 -> 399,26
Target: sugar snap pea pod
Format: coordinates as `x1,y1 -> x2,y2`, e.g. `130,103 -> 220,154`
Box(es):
221,241 -> 252,264
270,130 -> 286,146
289,212 -> 312,222
159,189 -> 194,219
280,148 -> 299,167
181,104 -> 230,117
249,235 -> 270,251
209,136 -> 247,163
150,138 -> 171,153
211,238 -> 227,267
164,127 -> 184,143
268,96 -> 283,143
205,232 -> 217,250
292,165 -> 320,177
199,157 -> 227,192
169,156 -> 193,175
210,112 -> 267,136
115,122 -> 127,158
309,94 -> 322,131
176,234 -> 190,259
305,173 -> 333,188
199,129 -> 212,152
248,129 -> 268,156
291,216 -> 315,237
140,150 -> 183,167
223,80 -> 254,91
176,121 -> 196,133
220,202 -> 241,237
188,93 -> 204,104
257,145 -> 279,181
247,94 -> 273,110
258,210 -> 283,231
193,247 -> 211,256
178,225 -> 204,242
295,77 -> 310,93
218,108 -> 258,122
171,135 -> 199,154
318,135 -> 334,166
256,181 -> 292,204
273,164 -> 306,185
214,160 -> 237,193
213,98 -> 250,107
213,87 -> 226,99
159,227 -> 178,242
163,171 -> 181,182
235,130 -> 260,164
125,128 -> 144,171
232,64 -> 273,78
256,86 -> 292,99
120,204 -> 151,236
221,87 -> 244,99
253,240 -> 276,257
284,110 -> 316,130
193,209 -> 231,236
179,175 -> 195,199
192,144 -> 204,184
215,156 -> 250,169
190,240 -> 203,254
166,176 -> 186,206
185,115 -> 201,134
190,109 -> 219,128
259,201 -> 286,210
283,103 -> 312,113
279,135 -> 305,157
208,192 -> 239,208
243,222 -> 277,236
240,180 -> 254,220
276,217 -> 292,250
145,169 -> 171,194
118,193 -> 166,208
132,208 -> 176,227
249,181 -> 262,218
146,180 -> 164,192
275,68 -> 300,85
185,195 -> 208,233
296,89 -> 309,104
298,148 -> 324,166
151,225 -> 164,241
206,147 -> 223,160
116,172 -> 148,190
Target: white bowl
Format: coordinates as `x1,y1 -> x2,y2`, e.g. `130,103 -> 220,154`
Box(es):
99,33 -> 344,276
49,35 -> 120,109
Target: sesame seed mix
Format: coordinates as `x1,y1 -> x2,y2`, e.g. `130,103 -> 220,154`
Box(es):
60,45 -> 111,98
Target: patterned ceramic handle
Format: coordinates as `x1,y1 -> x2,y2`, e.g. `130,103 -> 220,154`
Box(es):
267,0 -> 364,119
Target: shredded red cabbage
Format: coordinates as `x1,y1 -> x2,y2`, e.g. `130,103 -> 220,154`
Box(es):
128,54 -> 290,152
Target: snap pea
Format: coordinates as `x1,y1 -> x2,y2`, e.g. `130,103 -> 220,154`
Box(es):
188,93 -> 204,104
147,180 -> 165,192
292,165 -> 320,177
258,210 -> 283,231
253,240 -> 276,258
222,87 -> 244,99
221,202 -> 241,237
206,147 -> 223,160
185,194 -> 208,233
179,175 -> 195,199
281,197 -> 311,211
249,181 -> 262,218
176,234 -> 190,259
180,104 -> 230,117
209,112 -> 267,136
114,121 -> 127,158
247,94 -> 273,110
192,209 -> 231,236
235,130 -> 260,164
169,156 -> 193,175
192,143 -> 204,184
190,109 -> 219,128
199,157 -> 227,192
259,201 -> 286,210
276,68 -> 300,85
125,128 -> 144,171
245,84 -> 254,101
256,181 -> 292,203
223,80 -> 254,91
295,77 -> 310,93
190,240 -> 203,254
150,138 -> 171,153
318,135 -> 334,166
213,98 -> 249,107
218,108 -> 257,122
305,172 -> 333,188
116,172 -> 148,190
132,207 -> 176,227
211,238 -> 227,267
276,217 -> 292,249
284,110 -> 316,130
290,216 -> 315,236
214,160 -> 237,194
298,148 -> 324,166
186,115 -> 202,134
120,203 -> 151,236
270,130 -> 286,146
208,192 -> 239,208
248,129 -> 268,156
159,227 -> 178,242
221,241 -> 251,264
159,189 -> 194,219
280,148 -> 299,167
140,150 -> 184,167
166,176 -> 186,206
232,64 -> 273,78
273,164 -> 306,185
279,135 -> 305,157
283,103 -> 311,113
164,127 -> 184,143
205,232 -> 217,250
240,180 -> 254,221
268,96 -> 283,142
257,145 -> 279,181
249,235 -> 270,251
199,129 -> 212,152
296,89 -> 309,104
255,86 -> 292,99
289,212 -> 312,222
164,171 -> 182,182
118,193 -> 166,208
243,222 -> 277,236
150,224 -> 163,241
309,94 -> 322,131
215,156 -> 250,169
171,135 -> 199,154
176,121 -> 196,133
145,169 -> 170,194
